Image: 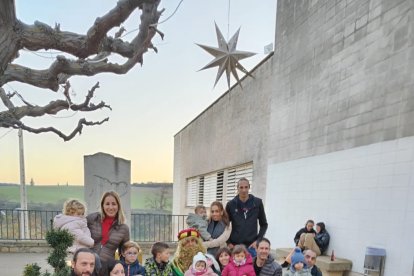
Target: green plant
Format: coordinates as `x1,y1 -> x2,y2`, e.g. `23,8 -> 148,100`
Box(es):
23,228 -> 74,276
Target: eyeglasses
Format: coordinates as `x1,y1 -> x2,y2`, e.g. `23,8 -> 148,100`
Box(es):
126,252 -> 138,256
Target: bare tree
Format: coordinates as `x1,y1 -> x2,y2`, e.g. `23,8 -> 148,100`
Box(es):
145,185 -> 170,210
0,0 -> 163,141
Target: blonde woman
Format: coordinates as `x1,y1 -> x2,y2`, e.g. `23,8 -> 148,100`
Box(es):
87,191 -> 130,262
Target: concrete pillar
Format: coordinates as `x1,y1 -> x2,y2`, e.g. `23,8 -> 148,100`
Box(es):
84,152 -> 131,226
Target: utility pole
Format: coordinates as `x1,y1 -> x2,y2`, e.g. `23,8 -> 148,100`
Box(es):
18,128 -> 28,239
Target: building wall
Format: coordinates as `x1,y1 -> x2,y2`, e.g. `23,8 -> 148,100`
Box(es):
173,56 -> 274,215
266,0 -> 414,275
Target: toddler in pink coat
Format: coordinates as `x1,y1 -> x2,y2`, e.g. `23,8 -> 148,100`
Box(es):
222,245 -> 255,276
184,252 -> 218,276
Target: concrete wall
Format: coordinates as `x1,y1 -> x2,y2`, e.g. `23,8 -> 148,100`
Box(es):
266,0 -> 414,275
173,55 -> 274,215
84,152 -> 131,226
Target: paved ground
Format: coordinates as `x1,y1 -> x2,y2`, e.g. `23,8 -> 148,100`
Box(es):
0,252 -> 52,276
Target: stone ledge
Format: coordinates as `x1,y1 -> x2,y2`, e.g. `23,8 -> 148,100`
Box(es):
275,248 -> 352,274
0,240 -> 51,253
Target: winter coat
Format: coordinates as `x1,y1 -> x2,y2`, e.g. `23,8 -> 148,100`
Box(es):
253,255 -> 282,276
53,214 -> 94,253
282,268 -> 312,276
309,266 -> 322,276
184,267 -> 218,276
122,259 -> 146,276
314,230 -> 330,255
222,254 -> 256,276
203,221 -> 232,256
86,212 -> 130,262
186,213 -> 211,241
145,257 -> 173,276
226,195 -> 268,247
293,228 -> 316,245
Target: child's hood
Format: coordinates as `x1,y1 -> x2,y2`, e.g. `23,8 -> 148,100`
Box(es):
53,214 -> 86,229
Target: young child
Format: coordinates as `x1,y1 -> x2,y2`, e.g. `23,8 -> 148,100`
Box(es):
221,245 -> 255,276
145,242 -> 173,276
121,241 -> 146,276
283,248 -> 312,276
186,205 -> 211,241
53,199 -> 94,253
184,252 -> 218,276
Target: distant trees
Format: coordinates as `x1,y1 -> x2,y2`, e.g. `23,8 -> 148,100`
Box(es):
145,185 -> 170,210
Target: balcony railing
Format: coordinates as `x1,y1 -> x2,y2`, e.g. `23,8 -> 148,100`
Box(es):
0,209 -> 187,242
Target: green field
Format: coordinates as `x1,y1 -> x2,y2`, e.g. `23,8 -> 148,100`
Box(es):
0,185 -> 172,210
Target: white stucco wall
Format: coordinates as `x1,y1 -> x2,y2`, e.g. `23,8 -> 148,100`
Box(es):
266,136 -> 414,275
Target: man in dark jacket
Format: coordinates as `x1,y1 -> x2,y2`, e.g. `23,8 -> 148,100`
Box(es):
253,238 -> 282,276
226,177 -> 268,257
304,249 -> 323,276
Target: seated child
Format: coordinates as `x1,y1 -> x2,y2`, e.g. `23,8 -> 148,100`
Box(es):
53,199 -> 94,253
145,242 -> 173,276
186,205 -> 211,241
184,252 -> 218,276
283,248 -> 312,276
222,245 -> 255,276
121,241 -> 146,276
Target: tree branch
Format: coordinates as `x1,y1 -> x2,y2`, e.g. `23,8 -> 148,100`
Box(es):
16,117 -> 109,142
18,0 -> 159,59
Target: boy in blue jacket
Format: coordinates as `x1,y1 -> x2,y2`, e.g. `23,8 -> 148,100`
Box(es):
121,241 -> 146,276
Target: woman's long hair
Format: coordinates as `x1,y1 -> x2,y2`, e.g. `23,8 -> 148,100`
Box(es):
209,201 -> 229,226
99,190 -> 126,224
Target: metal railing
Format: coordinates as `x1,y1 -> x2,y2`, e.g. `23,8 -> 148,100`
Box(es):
0,209 -> 187,242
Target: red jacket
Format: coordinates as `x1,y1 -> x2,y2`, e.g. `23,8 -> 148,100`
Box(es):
222,254 -> 255,276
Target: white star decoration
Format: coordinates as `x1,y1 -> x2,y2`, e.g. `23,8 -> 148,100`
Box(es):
197,23 -> 256,89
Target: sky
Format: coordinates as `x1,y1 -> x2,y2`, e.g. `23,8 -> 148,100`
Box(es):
0,0 -> 277,185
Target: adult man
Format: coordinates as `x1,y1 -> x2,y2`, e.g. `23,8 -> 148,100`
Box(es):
226,177 -> 268,257
304,249 -> 322,276
171,228 -> 207,276
71,248 -> 96,276
253,238 -> 282,276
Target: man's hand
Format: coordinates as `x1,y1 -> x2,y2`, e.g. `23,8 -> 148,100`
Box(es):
249,241 -> 257,250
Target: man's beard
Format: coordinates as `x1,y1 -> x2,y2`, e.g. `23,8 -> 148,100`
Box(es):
175,243 -> 205,272
72,268 -> 92,276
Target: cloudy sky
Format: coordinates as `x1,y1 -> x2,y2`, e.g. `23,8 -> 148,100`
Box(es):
1,0 -> 276,185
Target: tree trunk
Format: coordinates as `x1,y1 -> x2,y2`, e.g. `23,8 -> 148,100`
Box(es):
0,1 -> 18,75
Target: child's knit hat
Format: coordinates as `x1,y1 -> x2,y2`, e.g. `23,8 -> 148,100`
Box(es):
291,248 -> 307,268
192,252 -> 207,269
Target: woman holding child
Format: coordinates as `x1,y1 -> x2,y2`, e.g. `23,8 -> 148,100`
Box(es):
87,191 -> 130,262
203,201 -> 232,256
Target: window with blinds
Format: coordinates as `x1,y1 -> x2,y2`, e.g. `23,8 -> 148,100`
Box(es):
185,162 -> 253,207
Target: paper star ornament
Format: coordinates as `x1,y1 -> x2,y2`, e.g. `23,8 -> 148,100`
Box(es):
197,23 -> 256,89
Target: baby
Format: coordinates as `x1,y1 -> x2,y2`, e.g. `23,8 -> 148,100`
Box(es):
186,205 -> 211,241
184,252 -> 217,276
53,199 -> 94,253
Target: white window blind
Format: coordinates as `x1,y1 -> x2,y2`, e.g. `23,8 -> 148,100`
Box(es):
203,172 -> 217,205
186,177 -> 198,207
198,176 -> 204,205
216,171 -> 224,202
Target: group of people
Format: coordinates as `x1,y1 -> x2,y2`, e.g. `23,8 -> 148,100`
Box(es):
53,178 -> 330,276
